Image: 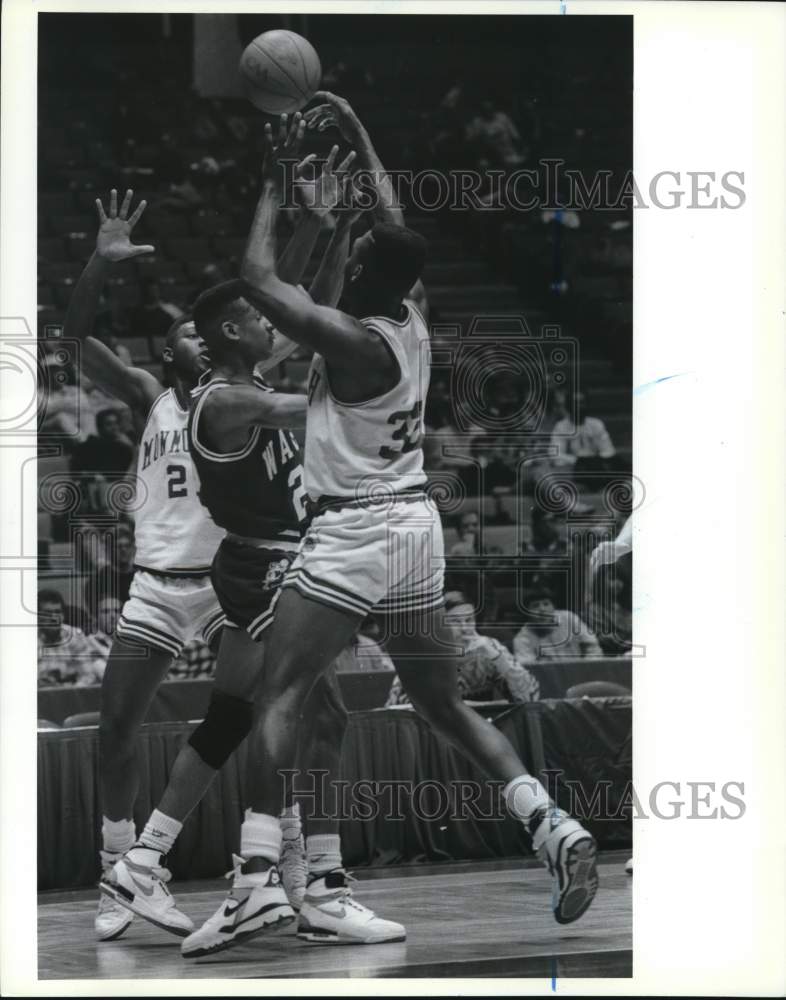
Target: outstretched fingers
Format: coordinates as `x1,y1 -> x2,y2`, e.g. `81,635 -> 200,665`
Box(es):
95,198 -> 108,225
127,197 -> 148,228
109,188 -> 118,219
118,188 -> 133,220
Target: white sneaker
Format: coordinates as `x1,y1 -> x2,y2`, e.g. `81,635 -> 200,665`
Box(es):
280,834 -> 307,911
181,856 -> 295,959
297,870 -> 406,945
95,852 -> 135,941
532,809 -> 599,925
99,846 -> 194,938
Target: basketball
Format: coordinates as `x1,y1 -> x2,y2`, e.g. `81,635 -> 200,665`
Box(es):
239,30 -> 321,114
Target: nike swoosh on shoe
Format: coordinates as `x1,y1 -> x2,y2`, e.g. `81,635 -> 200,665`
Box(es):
222,901 -> 292,934
128,874 -> 156,898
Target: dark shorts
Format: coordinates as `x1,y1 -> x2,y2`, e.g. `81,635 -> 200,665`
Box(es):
211,537 -> 297,641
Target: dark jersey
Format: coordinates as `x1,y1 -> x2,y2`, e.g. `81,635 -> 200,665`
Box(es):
188,372 -> 307,542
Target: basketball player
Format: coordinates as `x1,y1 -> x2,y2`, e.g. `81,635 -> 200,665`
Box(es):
64,179 -> 336,942
182,99 -> 598,947
99,138 -> 402,954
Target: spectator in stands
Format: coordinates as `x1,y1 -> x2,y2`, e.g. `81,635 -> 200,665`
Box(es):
449,509 -> 480,556
131,280 -> 184,339
513,588 -> 602,663
549,389 -> 617,489
387,592 -> 539,705
84,595 -> 122,680
486,490 -> 514,525
524,505 -> 568,557
70,408 -> 135,515
38,589 -> 98,687
169,639 -> 216,681
332,617 -> 395,673
70,408 -> 134,475
519,505 -> 572,605
38,359 -> 96,444
465,99 -> 527,170
472,432 -> 519,492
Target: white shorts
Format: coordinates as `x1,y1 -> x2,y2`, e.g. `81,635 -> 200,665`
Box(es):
280,494 -> 446,618
116,570 -> 226,657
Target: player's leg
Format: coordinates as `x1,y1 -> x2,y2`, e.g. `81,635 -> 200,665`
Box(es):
386,607 -> 598,924
101,624 -> 264,938
180,595 -> 360,958
95,635 -> 172,941
184,588 -> 404,953
244,588 -> 361,818
279,666 -> 349,916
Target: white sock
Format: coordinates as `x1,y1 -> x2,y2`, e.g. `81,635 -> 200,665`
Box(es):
280,803 -> 302,842
503,776 -> 554,829
240,810 -> 281,865
137,809 -> 183,854
306,834 -> 343,877
102,817 -> 135,856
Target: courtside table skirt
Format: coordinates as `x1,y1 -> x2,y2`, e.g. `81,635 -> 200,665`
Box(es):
38,699 -> 632,890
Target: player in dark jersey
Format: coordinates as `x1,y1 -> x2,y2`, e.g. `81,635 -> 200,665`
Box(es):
100,127 -> 399,954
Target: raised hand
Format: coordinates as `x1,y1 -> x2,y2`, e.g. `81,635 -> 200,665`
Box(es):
333,174 -> 365,227
295,145 -> 357,218
303,91 -> 364,142
262,112 -> 307,186
94,189 -> 155,261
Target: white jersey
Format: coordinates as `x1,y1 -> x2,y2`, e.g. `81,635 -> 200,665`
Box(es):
303,301 -> 430,499
133,388 -> 225,573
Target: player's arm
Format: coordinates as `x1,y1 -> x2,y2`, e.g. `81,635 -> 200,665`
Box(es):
305,93 -> 429,322
259,204 -> 358,374
308,197 -> 362,308
63,189 -> 160,414
198,385 -> 307,453
273,130 -> 325,287
240,127 -> 394,380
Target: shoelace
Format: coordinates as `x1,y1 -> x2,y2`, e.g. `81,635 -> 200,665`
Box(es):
332,872 -> 375,916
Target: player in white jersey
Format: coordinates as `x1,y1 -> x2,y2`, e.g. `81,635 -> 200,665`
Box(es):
182,98 -> 598,946
63,187 -> 332,942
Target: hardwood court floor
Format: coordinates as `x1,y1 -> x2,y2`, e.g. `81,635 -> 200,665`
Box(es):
38,853 -> 632,981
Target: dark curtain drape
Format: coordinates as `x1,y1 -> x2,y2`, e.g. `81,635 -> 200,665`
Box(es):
38,699 -> 631,890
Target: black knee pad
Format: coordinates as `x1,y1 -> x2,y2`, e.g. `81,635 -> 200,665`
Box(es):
188,691 -> 254,769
